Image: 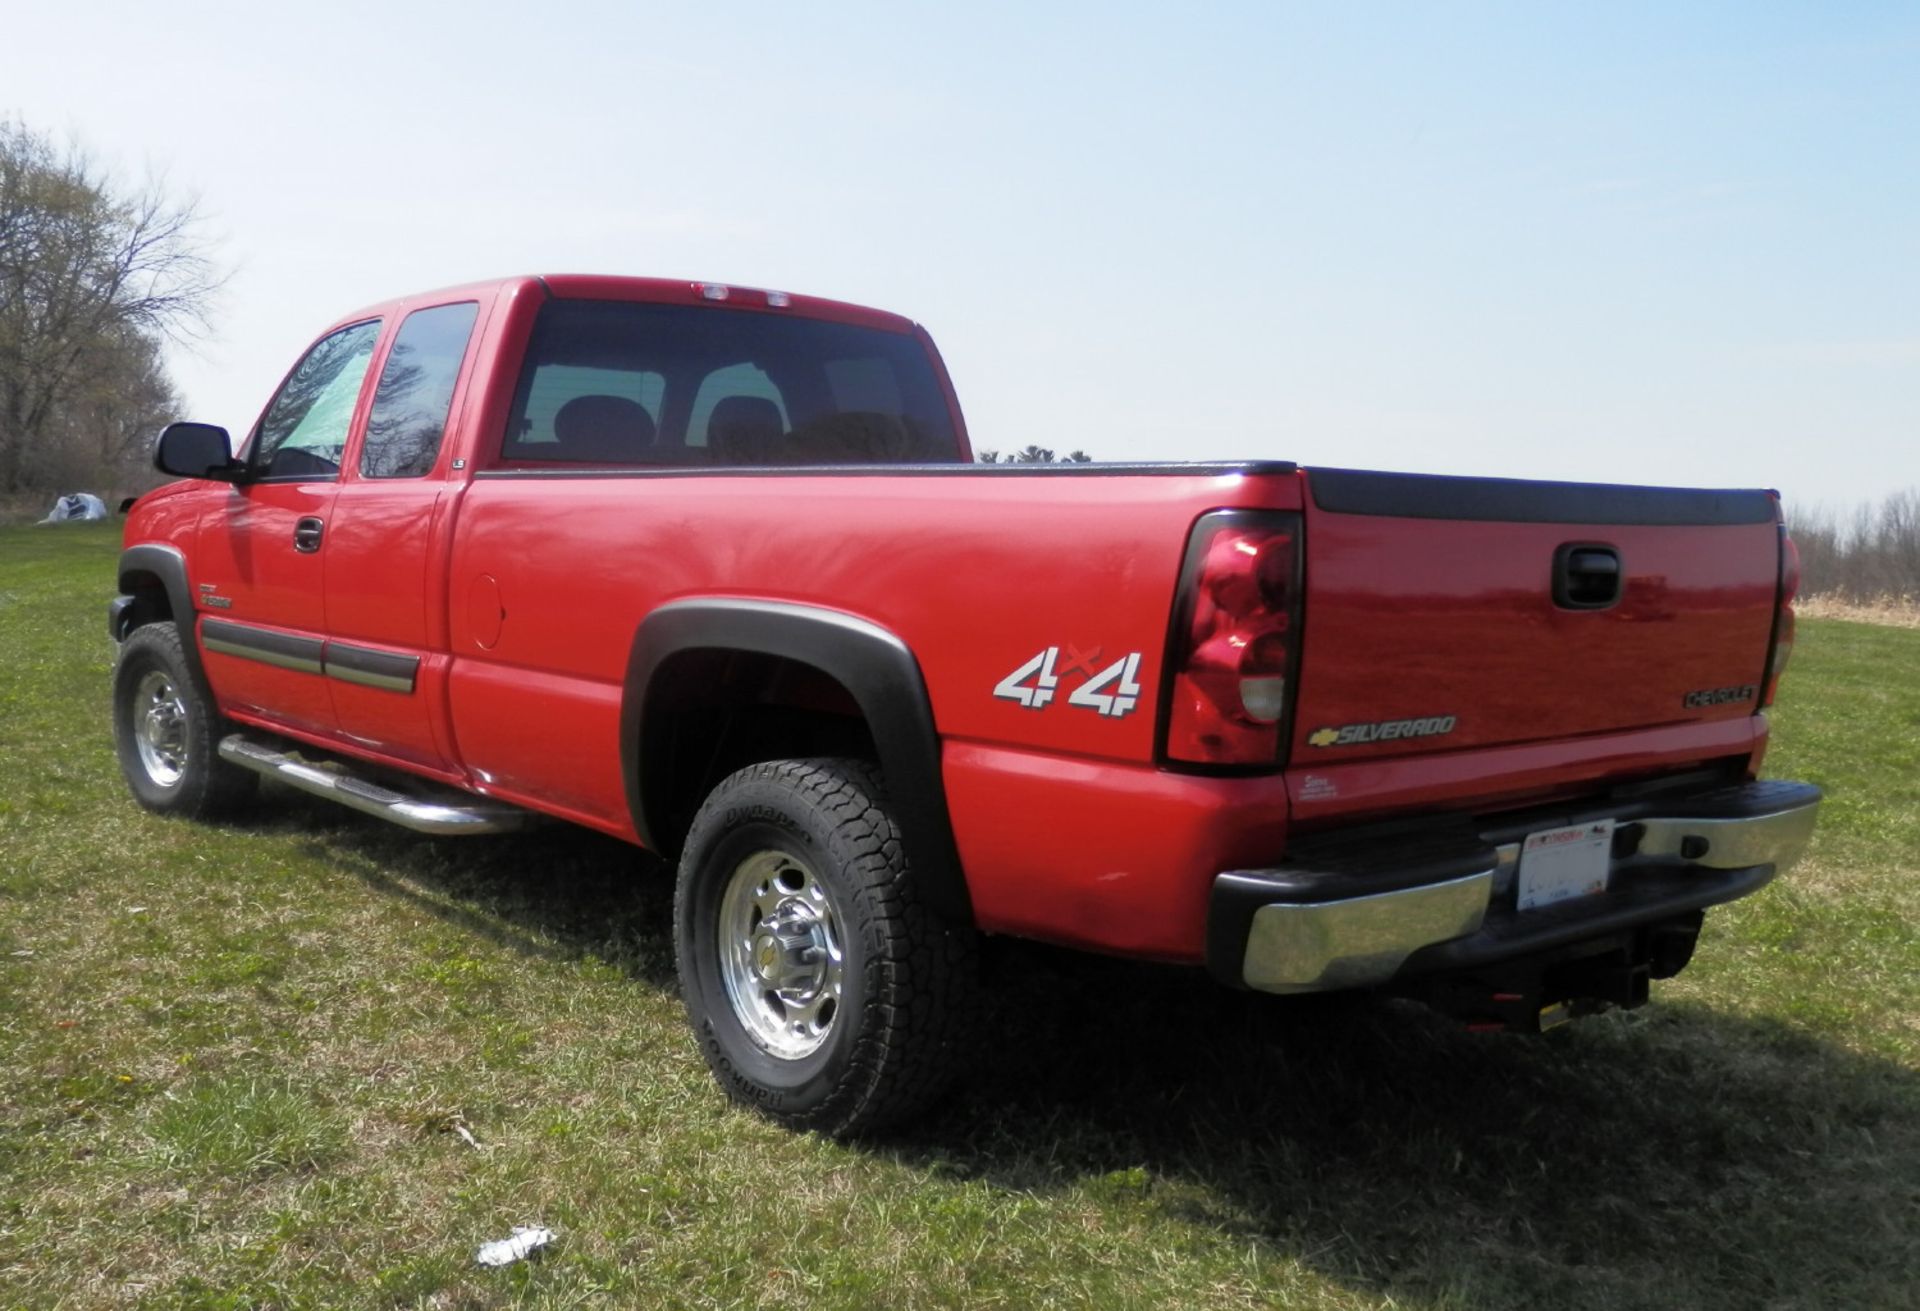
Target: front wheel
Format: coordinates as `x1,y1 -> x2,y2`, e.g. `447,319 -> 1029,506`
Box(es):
111,623 -> 256,818
674,758 -> 977,1137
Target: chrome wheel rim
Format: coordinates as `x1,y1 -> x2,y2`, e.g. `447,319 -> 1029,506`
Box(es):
717,849 -> 845,1060
132,669 -> 189,788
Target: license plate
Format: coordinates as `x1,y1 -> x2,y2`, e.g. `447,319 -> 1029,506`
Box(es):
1516,819 -> 1616,911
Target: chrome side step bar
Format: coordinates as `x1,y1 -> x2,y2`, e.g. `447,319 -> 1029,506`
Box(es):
218,734 -> 532,836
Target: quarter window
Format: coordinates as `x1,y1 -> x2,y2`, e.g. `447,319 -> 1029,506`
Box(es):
362,302 -> 480,478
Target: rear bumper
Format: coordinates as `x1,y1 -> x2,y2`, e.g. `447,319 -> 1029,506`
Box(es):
1208,779 -> 1821,995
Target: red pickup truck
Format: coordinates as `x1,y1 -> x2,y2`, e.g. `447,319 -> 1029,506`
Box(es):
111,274 -> 1821,1135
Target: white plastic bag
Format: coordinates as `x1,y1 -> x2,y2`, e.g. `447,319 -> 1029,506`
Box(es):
476,1226 -> 555,1268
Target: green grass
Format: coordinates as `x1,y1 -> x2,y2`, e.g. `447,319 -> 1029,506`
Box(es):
1,520 -> 1915,1309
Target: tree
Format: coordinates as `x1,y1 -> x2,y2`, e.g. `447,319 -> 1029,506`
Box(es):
1787,489 -> 1920,602
0,120 -> 222,494
38,327 -> 181,492
976,446 -> 1094,464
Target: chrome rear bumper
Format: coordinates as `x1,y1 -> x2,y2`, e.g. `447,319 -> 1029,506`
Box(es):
1212,780 -> 1822,996
1240,869 -> 1494,994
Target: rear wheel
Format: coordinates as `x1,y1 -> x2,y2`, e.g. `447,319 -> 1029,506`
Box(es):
674,758 -> 976,1137
111,623 -> 256,818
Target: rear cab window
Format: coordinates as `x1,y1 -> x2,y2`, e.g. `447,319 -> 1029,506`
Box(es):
498,300 -> 961,467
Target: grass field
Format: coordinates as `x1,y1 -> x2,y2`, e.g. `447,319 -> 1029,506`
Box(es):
2,521 -> 1915,1310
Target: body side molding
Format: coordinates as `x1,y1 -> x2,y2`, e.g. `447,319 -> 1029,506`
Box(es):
324,642 -> 421,693
201,618 -> 325,674
623,598 -> 972,922
197,619 -> 421,692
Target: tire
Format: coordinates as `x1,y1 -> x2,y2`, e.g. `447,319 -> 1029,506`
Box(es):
111,622 -> 257,818
674,758 -> 977,1137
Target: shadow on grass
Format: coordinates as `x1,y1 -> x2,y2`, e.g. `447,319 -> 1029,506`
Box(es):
251,798 -> 680,987
250,796 -> 1918,1309
917,951 -> 1918,1308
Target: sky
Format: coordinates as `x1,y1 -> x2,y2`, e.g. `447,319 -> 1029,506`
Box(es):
3,2 -> 1914,508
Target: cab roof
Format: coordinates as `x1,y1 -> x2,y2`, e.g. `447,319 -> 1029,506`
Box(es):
331,274 -> 918,337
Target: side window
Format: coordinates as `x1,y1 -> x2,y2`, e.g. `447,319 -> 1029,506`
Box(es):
504,365 -> 665,461
250,320 -> 382,479
686,363 -> 789,449
361,302 -> 480,478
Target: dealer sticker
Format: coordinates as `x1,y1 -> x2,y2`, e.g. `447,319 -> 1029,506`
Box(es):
1516,819 -> 1616,912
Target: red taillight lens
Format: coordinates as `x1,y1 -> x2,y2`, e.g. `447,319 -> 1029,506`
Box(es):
1763,531 -> 1800,707
1164,511 -> 1302,767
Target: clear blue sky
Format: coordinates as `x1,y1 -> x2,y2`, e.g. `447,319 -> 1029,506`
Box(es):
5,2 -> 1914,506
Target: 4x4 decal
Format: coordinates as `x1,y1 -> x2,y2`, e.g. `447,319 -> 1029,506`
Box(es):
994,645 -> 1143,718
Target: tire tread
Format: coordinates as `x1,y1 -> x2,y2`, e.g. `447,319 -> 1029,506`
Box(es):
112,622 -> 256,819
676,757 -> 977,1137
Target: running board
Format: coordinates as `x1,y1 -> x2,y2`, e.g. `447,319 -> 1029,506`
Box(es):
217,735 -> 532,836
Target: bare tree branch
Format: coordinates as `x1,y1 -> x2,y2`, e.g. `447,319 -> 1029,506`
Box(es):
0,120 -> 225,493
1786,489 -> 1920,603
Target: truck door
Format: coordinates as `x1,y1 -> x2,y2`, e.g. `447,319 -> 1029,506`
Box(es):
193,319 -> 383,738
322,300 -> 484,775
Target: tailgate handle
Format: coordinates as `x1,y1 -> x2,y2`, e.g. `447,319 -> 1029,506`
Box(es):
1553,544 -> 1621,609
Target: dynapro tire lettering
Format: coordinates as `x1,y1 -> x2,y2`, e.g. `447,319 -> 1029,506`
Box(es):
1307,715 -> 1458,748
994,646 -> 1143,719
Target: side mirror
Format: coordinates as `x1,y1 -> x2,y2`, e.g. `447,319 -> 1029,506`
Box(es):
154,422 -> 245,482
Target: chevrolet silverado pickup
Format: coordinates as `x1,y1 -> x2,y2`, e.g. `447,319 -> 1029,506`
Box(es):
110,274 -> 1821,1135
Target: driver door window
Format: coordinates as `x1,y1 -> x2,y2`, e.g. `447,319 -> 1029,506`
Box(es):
249,319 -> 382,479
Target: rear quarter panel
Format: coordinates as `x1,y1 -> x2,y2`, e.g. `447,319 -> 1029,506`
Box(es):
444,468 -> 1304,832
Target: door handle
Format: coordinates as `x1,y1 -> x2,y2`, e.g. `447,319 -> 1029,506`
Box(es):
294,517 -> 325,553
1552,543 -> 1621,609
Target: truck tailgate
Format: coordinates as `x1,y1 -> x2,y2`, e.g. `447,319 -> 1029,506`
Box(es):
1290,469 -> 1781,766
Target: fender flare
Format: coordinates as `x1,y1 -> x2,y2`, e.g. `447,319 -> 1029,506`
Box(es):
114,544 -> 208,689
622,597 -> 972,923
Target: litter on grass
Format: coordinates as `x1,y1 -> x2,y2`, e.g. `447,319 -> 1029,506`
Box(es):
38,493 -> 107,523
476,1226 -> 555,1267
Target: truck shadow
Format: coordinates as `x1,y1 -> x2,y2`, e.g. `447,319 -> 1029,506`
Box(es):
904,947 -> 1918,1308
275,808 -> 683,987
273,808 -> 1914,1309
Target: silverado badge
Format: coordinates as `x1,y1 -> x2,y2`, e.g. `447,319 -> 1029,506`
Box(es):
1307,715 -> 1458,747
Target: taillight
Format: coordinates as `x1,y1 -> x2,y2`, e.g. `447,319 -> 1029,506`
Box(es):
1762,529 -> 1800,706
1162,510 -> 1303,767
